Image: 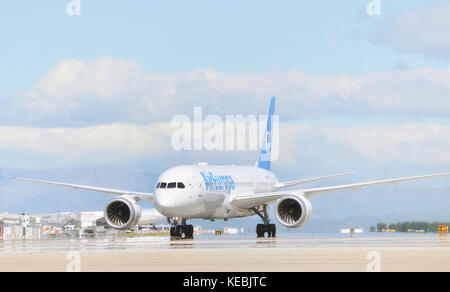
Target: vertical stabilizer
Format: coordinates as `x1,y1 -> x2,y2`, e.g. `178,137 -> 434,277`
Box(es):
256,96 -> 276,170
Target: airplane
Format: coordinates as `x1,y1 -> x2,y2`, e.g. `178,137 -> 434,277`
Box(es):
3,96 -> 450,240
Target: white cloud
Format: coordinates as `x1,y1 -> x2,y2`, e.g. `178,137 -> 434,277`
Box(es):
0,121 -> 450,171
318,123 -> 450,167
368,1 -> 450,59
3,56 -> 450,127
0,123 -> 173,167
273,122 -> 450,174
2,56 -> 450,172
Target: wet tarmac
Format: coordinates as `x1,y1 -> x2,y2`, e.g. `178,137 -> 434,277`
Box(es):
0,233 -> 448,254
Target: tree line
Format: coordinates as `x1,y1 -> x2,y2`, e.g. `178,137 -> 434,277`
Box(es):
372,222 -> 450,233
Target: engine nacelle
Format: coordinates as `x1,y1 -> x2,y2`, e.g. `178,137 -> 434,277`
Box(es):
275,194 -> 313,228
104,196 -> 142,230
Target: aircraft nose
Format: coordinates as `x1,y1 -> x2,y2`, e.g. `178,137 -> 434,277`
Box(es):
155,191 -> 177,210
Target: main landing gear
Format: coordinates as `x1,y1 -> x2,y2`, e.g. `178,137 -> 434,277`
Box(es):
169,218 -> 194,240
251,205 -> 276,238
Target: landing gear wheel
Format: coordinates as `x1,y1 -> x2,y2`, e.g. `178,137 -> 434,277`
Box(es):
170,224 -> 194,240
256,224 -> 266,238
170,226 -> 182,240
170,226 -> 176,237
185,225 -> 194,239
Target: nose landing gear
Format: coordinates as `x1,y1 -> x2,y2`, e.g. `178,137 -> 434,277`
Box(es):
169,218 -> 194,240
251,205 -> 276,238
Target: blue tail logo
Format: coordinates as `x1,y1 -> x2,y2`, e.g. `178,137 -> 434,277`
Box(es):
256,97 -> 275,171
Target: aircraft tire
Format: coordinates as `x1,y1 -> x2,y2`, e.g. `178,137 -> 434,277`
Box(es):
185,225 -> 194,239
256,224 -> 266,238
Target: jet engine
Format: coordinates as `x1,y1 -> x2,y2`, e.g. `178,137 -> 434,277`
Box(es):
104,195 -> 142,230
275,194 -> 313,228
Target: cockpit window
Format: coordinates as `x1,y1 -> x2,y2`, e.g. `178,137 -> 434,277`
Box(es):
157,182 -> 186,189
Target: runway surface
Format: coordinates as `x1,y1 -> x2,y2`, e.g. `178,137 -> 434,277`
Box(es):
0,233 -> 449,271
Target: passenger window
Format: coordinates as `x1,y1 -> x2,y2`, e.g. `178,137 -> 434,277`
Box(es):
160,182 -> 167,189
167,182 -> 176,189
177,182 -> 185,189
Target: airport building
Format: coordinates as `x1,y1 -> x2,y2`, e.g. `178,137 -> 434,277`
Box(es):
39,211 -> 171,237
0,213 -> 42,240
39,211 -> 106,237
0,210 -> 229,240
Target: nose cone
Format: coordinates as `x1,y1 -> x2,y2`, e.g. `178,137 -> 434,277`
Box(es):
155,191 -> 177,216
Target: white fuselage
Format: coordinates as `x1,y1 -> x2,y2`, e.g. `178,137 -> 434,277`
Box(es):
154,164 -> 279,220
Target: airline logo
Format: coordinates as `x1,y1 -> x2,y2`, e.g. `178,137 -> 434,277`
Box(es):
200,172 -> 235,193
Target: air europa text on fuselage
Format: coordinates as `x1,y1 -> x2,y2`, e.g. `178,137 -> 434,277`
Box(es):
200,172 -> 235,193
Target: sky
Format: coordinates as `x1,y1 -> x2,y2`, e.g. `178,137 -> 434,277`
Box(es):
1,0 -> 450,226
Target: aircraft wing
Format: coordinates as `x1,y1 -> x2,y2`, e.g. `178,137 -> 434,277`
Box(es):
274,172 -> 355,189
299,172 -> 450,196
1,173 -> 154,202
230,172 -> 450,209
